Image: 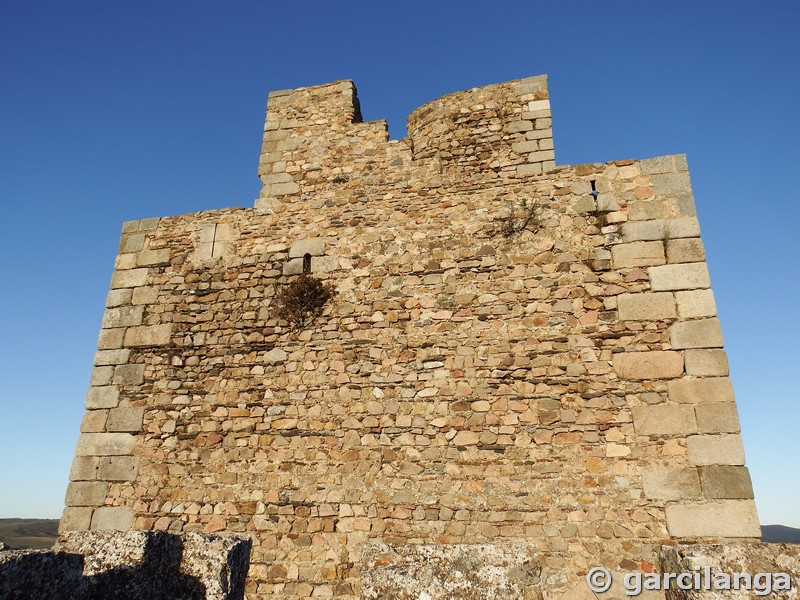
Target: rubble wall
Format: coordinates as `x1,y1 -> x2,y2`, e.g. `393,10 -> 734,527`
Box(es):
60,75 -> 760,598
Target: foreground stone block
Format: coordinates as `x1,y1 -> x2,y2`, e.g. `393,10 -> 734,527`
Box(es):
0,532 -> 252,600
123,324 -> 172,347
699,466 -> 754,499
632,405 -> 697,436
361,542 -> 542,600
642,466 -> 701,500
669,318 -> 724,349
618,292 -> 677,321
686,435 -> 745,466
613,351 -> 684,380
665,500 -> 760,537
659,543 -> 800,599
667,377 -> 735,404
75,433 -> 135,456
649,263 -> 710,291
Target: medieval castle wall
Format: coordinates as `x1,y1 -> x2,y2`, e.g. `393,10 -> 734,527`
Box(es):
59,75 -> 760,598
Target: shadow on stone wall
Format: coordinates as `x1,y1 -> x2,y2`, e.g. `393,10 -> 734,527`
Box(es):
0,531 -> 251,600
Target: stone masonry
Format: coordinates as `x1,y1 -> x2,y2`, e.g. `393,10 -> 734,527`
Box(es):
60,75 -> 765,598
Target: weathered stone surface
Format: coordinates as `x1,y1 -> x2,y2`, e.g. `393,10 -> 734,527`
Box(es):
642,467 -> 701,500
659,543 -> 799,600
684,349 -> 729,376
665,500 -> 761,538
110,268 -> 148,289
289,237 -> 327,258
621,217 -> 700,242
669,318 -> 724,349
666,237 -> 705,263
90,507 -> 135,531
695,402 -> 741,433
70,456 -> 99,481
122,324 -> 172,347
59,508 -> 93,533
700,466 -> 754,499
75,433 -> 135,456
649,263 -> 710,291
667,377 -> 735,404
85,386 -> 119,410
675,289 -> 717,318
618,292 -> 676,321
613,351 -> 684,380
112,364 -> 145,386
611,241 -> 666,267
361,542 -> 541,600
633,405 -> 697,435
65,482 -> 109,507
97,456 -> 139,481
686,434 -> 745,466
106,407 -> 145,433
0,531 -> 253,600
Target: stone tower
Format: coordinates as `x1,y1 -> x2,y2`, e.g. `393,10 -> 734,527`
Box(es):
60,75 -> 761,598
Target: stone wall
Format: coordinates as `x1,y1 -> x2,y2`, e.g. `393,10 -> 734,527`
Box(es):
0,531 -> 251,600
60,75 -> 762,598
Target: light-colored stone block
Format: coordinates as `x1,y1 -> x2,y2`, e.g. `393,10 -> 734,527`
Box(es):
113,364 -> 145,386
110,268 -> 149,289
621,217 -> 700,242
617,292 -> 676,321
91,506 -> 135,531
669,318 -> 723,349
665,500 -> 760,537
70,456 -> 99,481
131,285 -> 160,305
632,405 -> 697,435
675,289 -> 717,318
65,481 -> 109,507
59,507 -> 94,533
80,410 -> 108,433
106,289 -> 132,308
611,241 -> 665,268
123,324 -> 173,347
700,466 -> 754,499
85,386 -> 120,409
652,172 -> 692,196
102,306 -> 144,329
684,349 -> 729,376
667,377 -> 734,404
639,154 -> 685,175
517,163 -> 542,177
97,328 -> 125,350
106,407 -> 145,433
686,434 -> 746,466
613,351 -> 684,380
666,238 -> 705,263
268,181 -> 300,196
695,402 -> 741,433
648,263 -> 710,291
136,249 -> 170,266
75,433 -> 136,456
642,467 -> 701,500
283,257 -> 304,275
98,456 -> 140,481
289,237 -> 327,258
93,349 -> 131,366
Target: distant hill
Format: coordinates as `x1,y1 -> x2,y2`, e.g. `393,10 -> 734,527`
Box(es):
0,518 -> 59,549
762,525 -> 800,544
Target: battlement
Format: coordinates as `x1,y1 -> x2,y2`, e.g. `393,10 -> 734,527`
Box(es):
257,75 -> 555,208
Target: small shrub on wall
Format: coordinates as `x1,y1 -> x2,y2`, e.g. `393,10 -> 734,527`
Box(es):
274,275 -> 337,329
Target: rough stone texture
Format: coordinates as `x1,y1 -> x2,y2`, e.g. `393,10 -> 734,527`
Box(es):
667,377 -> 735,404
665,501 -> 761,538
684,350 -> 729,377
613,351 -> 684,380
669,318 -> 724,349
642,467 -> 701,501
361,542 -> 542,599
686,435 -> 746,466
56,75 -> 761,598
0,531 -> 252,600
659,543 -> 800,599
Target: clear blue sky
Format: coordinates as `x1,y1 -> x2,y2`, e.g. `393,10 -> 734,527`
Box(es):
1,1 -> 797,527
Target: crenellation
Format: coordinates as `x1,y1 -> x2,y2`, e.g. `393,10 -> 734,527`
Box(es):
54,74 -> 773,599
